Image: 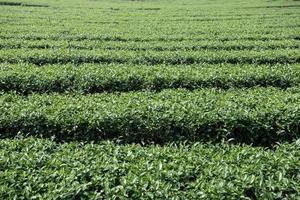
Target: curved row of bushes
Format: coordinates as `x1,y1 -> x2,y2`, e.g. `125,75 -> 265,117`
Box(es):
0,49 -> 299,65
0,32 -> 299,42
0,137 -> 299,199
0,88 -> 299,145
0,63 -> 299,93
1,38 -> 299,51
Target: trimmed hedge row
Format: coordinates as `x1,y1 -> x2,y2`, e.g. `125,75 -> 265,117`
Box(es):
0,137 -> 299,199
0,88 -> 299,145
1,32 -> 299,43
0,63 -> 299,93
0,49 -> 299,65
0,38 -> 299,51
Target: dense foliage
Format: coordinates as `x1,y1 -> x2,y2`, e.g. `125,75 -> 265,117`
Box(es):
0,137 -> 299,199
0,88 -> 299,145
1,48 -> 299,65
0,63 -> 299,93
0,0 -> 299,198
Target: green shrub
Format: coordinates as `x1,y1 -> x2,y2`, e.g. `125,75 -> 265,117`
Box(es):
0,88 -> 299,145
0,63 -> 299,93
0,137 -> 299,199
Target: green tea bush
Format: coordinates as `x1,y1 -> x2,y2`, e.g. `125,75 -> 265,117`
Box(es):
0,63 -> 299,93
0,88 -> 299,145
0,49 -> 299,65
1,0 -> 300,198
0,137 -> 299,199
1,38 -> 299,51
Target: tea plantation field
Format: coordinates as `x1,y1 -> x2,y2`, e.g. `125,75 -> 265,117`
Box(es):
0,0 -> 299,198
